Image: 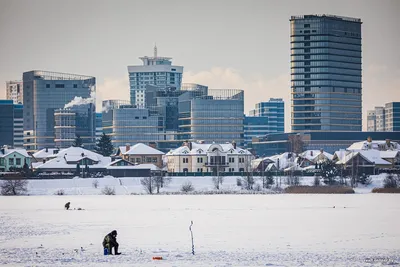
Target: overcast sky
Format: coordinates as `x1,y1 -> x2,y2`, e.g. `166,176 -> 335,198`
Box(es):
1,0 -> 399,132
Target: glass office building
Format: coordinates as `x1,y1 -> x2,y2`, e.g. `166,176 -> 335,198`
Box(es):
102,100 -> 163,148
23,71 -> 96,151
54,103 -> 96,149
244,116 -> 270,146
0,100 -> 23,148
290,15 -> 362,131
249,98 -> 284,133
179,89 -> 244,145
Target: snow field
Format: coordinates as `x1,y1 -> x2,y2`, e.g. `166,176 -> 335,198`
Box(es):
1,193 -> 400,266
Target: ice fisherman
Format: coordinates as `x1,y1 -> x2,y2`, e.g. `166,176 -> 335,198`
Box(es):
64,202 -> 70,210
102,230 -> 121,255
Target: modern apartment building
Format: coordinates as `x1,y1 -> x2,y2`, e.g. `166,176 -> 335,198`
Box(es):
249,98 -> 284,133
6,81 -> 23,104
23,70 -> 96,151
0,100 -> 23,148
128,46 -> 183,107
290,14 -> 362,131
367,102 -> 400,131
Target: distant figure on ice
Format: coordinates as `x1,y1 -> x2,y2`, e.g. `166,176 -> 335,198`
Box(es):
64,202 -> 71,210
103,230 -> 121,255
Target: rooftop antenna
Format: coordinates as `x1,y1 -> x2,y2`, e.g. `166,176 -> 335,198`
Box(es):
154,43 -> 157,58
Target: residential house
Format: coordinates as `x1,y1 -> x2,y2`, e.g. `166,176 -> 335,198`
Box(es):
0,146 -> 31,172
165,141 -> 254,174
116,143 -> 164,168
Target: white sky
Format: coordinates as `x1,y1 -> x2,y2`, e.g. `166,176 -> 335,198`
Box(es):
1,0 -> 399,132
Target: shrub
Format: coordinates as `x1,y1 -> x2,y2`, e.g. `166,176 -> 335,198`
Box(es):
357,173 -> 372,186
313,176 -> 321,186
372,188 -> 400,193
181,181 -> 195,193
92,179 -> 99,189
285,185 -> 354,194
383,173 -> 398,188
1,179 -> 29,195
254,184 -> 262,192
54,189 -> 65,195
101,186 -> 116,195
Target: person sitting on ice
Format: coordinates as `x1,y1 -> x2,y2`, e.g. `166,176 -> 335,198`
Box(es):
103,230 -> 121,255
64,202 -> 70,210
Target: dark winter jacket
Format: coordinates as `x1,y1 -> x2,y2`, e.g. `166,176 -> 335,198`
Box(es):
103,230 -> 118,248
64,202 -> 70,210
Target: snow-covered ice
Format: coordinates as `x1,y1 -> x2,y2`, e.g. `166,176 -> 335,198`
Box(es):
1,193 -> 399,266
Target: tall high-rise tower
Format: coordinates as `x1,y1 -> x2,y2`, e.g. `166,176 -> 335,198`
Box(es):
23,71 -> 96,151
128,46 -> 183,107
290,15 -> 362,132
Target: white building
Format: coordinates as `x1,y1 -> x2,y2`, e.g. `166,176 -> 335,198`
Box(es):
165,141 -> 254,174
128,45 -> 183,107
6,81 -> 23,104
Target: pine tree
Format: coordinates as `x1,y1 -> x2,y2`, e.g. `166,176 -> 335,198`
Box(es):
72,135 -> 83,147
94,133 -> 114,156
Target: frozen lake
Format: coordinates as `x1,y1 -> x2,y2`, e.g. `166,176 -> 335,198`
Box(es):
1,194 -> 399,266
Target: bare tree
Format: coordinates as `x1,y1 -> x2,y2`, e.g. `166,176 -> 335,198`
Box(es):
141,176 -> 155,194
181,181 -> 195,193
92,179 -> 99,189
212,175 -> 224,190
154,172 -> 172,194
1,179 -> 29,195
242,155 -> 254,190
101,186 -> 116,195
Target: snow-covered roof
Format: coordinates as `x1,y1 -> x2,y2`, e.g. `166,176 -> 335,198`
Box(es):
347,140 -> 399,151
35,147 -> 111,169
380,150 -> 400,159
335,150 -> 391,166
267,152 -> 297,170
106,163 -> 159,170
0,148 -> 31,158
32,148 -> 59,159
299,150 -> 333,162
167,142 -> 252,156
106,159 -> 134,167
120,143 -> 164,155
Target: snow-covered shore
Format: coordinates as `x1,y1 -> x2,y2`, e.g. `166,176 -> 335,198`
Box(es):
21,174 -> 388,196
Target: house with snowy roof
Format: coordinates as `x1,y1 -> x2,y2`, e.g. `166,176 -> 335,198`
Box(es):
34,146 -> 111,174
115,143 -> 164,168
0,146 -> 31,172
165,141 -> 254,174
332,138 -> 400,174
297,149 -> 333,168
32,148 -> 60,163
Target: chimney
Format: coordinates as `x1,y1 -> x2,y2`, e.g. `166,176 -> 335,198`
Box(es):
310,151 -> 313,156
386,139 -> 391,146
188,142 -> 192,151
81,152 -> 84,157
367,136 -> 372,142
45,147 -> 48,153
125,143 -> 131,152
43,159 -> 46,164
232,140 -> 237,149
320,148 -> 324,154
149,142 -> 157,149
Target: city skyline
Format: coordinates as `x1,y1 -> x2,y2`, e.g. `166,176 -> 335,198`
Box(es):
1,0 -> 399,132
